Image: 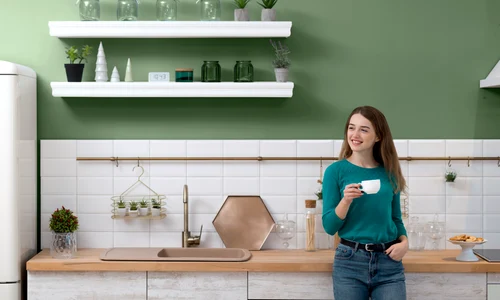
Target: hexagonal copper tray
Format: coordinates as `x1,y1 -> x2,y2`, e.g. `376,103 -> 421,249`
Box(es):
213,196 -> 275,250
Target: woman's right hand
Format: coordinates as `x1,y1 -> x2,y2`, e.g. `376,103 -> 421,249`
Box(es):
342,184 -> 363,204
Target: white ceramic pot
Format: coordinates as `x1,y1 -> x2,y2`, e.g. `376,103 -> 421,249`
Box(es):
151,208 -> 161,217
261,8 -> 276,21
274,68 -> 289,82
139,207 -> 149,216
129,209 -> 138,217
234,8 -> 249,21
117,207 -> 127,217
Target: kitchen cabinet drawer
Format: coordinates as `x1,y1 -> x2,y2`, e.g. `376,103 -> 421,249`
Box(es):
148,272 -> 247,300
27,271 -> 147,300
406,273 -> 486,300
488,284 -> 500,300
248,272 -> 333,300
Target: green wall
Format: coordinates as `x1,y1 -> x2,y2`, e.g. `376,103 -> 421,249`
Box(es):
2,0 -> 500,139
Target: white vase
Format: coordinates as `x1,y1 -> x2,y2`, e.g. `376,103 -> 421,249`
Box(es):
129,209 -> 138,217
261,8 -> 276,21
274,68 -> 289,82
234,8 -> 249,21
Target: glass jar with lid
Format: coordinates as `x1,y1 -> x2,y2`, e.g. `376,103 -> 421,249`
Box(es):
78,0 -> 100,21
305,200 -> 317,252
117,0 -> 139,21
197,0 -> 221,21
156,0 -> 177,21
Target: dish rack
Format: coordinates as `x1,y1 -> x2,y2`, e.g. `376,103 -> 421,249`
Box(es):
110,165 -> 167,220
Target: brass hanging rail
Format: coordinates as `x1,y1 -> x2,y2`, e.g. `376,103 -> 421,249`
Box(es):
76,156 -> 500,162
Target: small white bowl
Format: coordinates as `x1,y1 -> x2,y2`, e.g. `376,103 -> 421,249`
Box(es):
447,239 -> 487,261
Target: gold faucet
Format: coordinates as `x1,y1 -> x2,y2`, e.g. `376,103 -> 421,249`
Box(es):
182,184 -> 203,248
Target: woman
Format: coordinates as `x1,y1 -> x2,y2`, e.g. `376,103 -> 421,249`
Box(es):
322,106 -> 408,300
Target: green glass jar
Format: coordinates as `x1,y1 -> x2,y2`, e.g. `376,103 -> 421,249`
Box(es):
201,61 -> 221,82
234,61 -> 254,82
78,0 -> 100,21
175,68 -> 194,82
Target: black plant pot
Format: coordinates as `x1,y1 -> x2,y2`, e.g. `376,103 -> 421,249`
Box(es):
64,64 -> 85,82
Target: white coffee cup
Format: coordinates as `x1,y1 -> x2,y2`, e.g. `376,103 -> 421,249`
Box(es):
358,179 -> 381,194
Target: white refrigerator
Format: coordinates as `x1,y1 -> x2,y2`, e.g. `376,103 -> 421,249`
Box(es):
0,61 -> 37,300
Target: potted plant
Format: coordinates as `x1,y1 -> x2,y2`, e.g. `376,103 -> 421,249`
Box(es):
270,39 -> 290,82
116,199 -> 127,217
445,170 -> 457,182
129,201 -> 139,217
49,206 -> 79,259
139,198 -> 149,216
234,0 -> 250,21
151,198 -> 161,217
65,45 -> 93,82
258,0 -> 278,21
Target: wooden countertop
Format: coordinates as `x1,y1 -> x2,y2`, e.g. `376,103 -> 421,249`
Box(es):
26,249 -> 500,273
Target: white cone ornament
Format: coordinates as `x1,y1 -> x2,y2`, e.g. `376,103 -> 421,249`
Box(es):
95,41 -> 108,82
111,66 -> 120,82
125,58 -> 133,82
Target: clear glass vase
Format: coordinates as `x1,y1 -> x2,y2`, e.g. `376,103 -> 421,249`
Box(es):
117,0 -> 139,21
198,0 -> 221,21
156,0 -> 177,21
78,0 -> 100,21
50,232 -> 77,259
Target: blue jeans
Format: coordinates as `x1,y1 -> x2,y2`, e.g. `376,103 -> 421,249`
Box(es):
333,243 -> 406,300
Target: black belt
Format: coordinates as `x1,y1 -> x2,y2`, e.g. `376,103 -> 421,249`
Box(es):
340,238 -> 400,252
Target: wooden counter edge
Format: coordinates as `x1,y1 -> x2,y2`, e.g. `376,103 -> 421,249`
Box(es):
26,249 -> 500,273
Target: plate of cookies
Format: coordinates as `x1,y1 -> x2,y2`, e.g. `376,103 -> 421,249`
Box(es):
447,234 -> 487,261
448,234 -> 487,245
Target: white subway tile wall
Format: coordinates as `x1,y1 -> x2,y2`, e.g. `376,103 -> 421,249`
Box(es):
40,140 -> 500,250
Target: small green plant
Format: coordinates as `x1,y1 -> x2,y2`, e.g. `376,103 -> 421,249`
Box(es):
129,201 -> 138,211
152,199 -> 161,209
117,200 -> 126,209
234,0 -> 251,8
315,190 -> 323,200
140,199 -> 148,208
258,0 -> 277,9
65,45 -> 93,64
49,206 -> 79,233
270,39 -> 290,69
445,171 -> 457,182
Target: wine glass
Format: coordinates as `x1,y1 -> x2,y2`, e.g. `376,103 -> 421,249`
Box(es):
425,215 -> 445,250
275,219 -> 296,249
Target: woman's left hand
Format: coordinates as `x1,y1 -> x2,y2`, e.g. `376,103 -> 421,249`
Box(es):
385,240 -> 408,261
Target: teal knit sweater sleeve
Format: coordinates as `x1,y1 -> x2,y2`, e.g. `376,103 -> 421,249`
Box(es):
321,163 -> 345,235
392,191 -> 407,238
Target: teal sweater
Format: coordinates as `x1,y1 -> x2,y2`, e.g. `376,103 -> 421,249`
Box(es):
322,159 -> 407,244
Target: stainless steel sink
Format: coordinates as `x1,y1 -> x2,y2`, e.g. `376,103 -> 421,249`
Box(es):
100,247 -> 252,262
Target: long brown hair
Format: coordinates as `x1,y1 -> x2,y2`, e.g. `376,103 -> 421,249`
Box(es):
339,106 -> 406,194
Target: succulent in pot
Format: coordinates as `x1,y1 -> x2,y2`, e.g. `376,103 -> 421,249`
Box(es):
49,206 -> 79,259
258,0 -> 278,21
151,198 -> 161,217
139,198 -> 149,216
129,201 -> 139,217
233,0 -> 250,21
116,199 -> 128,217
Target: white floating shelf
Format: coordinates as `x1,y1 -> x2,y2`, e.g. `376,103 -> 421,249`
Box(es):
480,59 -> 500,88
50,82 -> 294,98
48,21 -> 292,38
